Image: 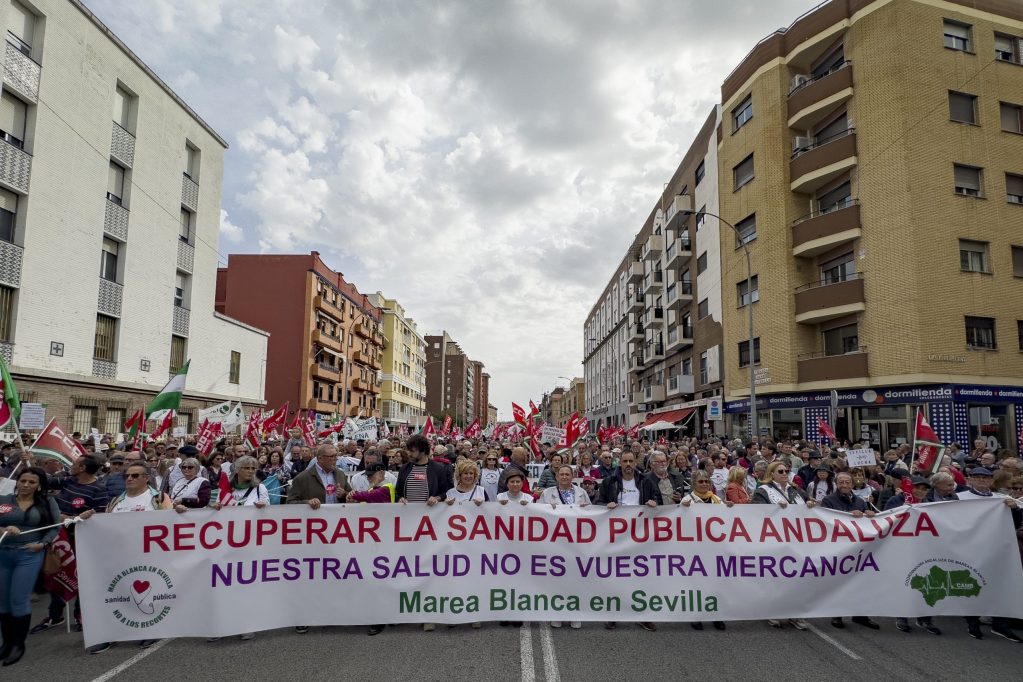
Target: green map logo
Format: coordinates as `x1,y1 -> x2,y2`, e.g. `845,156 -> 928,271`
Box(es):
906,561 -> 984,606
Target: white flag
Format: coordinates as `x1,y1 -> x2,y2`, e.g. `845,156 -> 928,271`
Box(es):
223,403 -> 245,428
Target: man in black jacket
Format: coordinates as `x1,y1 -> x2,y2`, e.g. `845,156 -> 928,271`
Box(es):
395,434 -> 452,504
643,451 -> 686,504
597,451 -> 656,508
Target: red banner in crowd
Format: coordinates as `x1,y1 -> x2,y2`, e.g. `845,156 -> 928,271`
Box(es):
43,528 -> 78,602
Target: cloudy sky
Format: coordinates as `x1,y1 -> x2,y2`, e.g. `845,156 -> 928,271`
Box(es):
88,0 -> 813,419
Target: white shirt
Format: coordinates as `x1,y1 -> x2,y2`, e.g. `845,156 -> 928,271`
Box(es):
112,490 -> 156,513
497,491 -> 529,505
228,484 -> 269,506
480,468 -> 501,501
620,478 -> 640,506
446,485 -> 486,503
349,469 -> 397,492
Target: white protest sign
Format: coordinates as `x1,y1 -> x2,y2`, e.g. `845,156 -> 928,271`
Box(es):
18,402 -> 46,430
539,425 -> 566,444
845,448 -> 877,468
171,427 -> 186,439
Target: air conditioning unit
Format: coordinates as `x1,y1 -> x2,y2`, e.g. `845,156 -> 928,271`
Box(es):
792,136 -> 814,152
791,74 -> 811,91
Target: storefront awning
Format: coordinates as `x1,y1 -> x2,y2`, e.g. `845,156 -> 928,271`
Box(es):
641,407 -> 695,427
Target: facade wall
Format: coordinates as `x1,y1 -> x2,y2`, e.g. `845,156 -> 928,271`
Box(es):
372,293 -> 426,426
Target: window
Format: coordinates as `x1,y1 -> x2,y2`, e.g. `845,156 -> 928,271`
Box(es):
943,20 -> 971,52
823,323 -> 859,356
104,408 -> 125,435
0,286 -> 13,341
965,316 -> 996,349
699,352 -> 709,385
177,412 -> 192,434
0,91 -> 27,149
112,85 -> 132,130
696,206 -> 706,231
6,2 -> 34,56
733,154 -> 754,190
954,164 -> 982,196
698,298 -> 709,319
1001,102 -> 1023,133
100,238 -> 119,282
818,181 -> 852,213
959,239 -> 989,272
174,273 -> 188,308
995,33 -> 1022,64
736,213 -> 756,246
0,188 -> 16,243
948,91 -> 977,124
737,275 -> 759,307
695,160 -> 705,186
107,162 -> 125,204
184,144 -> 200,181
169,335 -> 187,373
72,407 -> 97,435
226,350 -> 240,384
94,314 -> 117,361
1019,321 -> 1023,351
180,209 -> 193,243
682,357 -> 692,376
821,253 -> 855,284
815,112 -> 849,143
1008,174 -> 1023,204
732,95 -> 752,132
738,338 -> 761,368
1011,246 -> 1023,277
811,45 -> 845,79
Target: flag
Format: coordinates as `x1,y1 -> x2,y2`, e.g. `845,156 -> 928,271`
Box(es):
223,402 -> 245,429
818,418 -> 837,442
626,424 -> 640,440
145,360 -> 189,418
899,473 -> 916,502
464,418 -> 481,439
43,528 -> 77,602
123,408 -> 144,442
196,419 -> 220,457
913,408 -> 945,475
381,420 -> 391,439
597,425 -> 607,445
287,410 -> 302,431
151,410 -> 175,439
243,409 -> 262,449
217,471 -> 235,507
422,416 -> 435,438
0,355 -> 20,430
300,410 -> 316,447
512,403 -> 526,427
261,402 -> 290,435
452,426 -> 463,441
29,419 -> 86,467
441,415 -> 452,435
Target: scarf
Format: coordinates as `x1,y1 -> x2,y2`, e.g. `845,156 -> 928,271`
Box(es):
762,482 -> 805,505
691,489 -> 720,504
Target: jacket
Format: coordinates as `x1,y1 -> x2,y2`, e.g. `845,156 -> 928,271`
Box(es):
538,485 -> 591,506
286,465 -> 351,504
394,459 -> 452,501
643,470 -> 688,505
596,469 -> 656,506
752,483 -> 810,505
820,491 -> 868,513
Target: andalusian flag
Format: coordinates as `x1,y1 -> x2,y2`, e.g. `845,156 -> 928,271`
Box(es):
29,419 -> 85,467
145,360 -> 190,418
0,354 -> 21,430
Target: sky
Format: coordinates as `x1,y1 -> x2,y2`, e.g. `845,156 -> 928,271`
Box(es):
87,0 -> 815,420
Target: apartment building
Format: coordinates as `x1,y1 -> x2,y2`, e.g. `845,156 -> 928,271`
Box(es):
215,252 -> 384,421
0,0 -> 268,434
370,292 -> 426,427
583,107 -> 724,434
716,0 -> 1023,450
424,332 -> 489,426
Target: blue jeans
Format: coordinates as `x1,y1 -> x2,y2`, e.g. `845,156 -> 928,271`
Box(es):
0,546 -> 45,616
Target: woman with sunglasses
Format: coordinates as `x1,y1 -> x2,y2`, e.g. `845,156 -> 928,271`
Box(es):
170,458 -> 211,512
678,471 -> 729,632
480,450 -> 502,502
203,452 -> 225,483
212,456 -> 269,509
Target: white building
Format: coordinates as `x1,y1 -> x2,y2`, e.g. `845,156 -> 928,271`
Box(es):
0,0 -> 267,434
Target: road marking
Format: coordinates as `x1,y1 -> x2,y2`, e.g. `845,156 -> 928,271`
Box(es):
520,623 -> 535,682
539,623 -> 562,682
89,639 -> 170,682
806,622 -> 862,660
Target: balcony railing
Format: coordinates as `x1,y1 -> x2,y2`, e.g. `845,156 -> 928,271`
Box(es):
0,239 -> 23,288
97,278 -> 123,317
110,122 -> 136,169
177,239 -> 194,273
3,37 -> 40,103
791,127 -> 856,160
181,173 -> 199,211
0,137 -> 32,194
103,198 -> 129,241
788,60 -> 851,96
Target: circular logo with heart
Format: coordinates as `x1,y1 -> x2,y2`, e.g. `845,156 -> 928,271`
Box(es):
325,484 -> 337,496
105,565 -> 177,630
0,504 -> 12,515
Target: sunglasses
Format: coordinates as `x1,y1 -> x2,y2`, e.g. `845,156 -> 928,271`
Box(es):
776,469 -> 789,474
125,472 -> 146,479
180,465 -> 196,470
147,459 -> 159,463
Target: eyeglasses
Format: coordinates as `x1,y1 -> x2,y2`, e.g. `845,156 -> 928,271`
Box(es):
125,473 -> 146,479
180,465 -> 196,470
776,469 -> 789,474
110,461 -> 125,466
147,458 -> 159,463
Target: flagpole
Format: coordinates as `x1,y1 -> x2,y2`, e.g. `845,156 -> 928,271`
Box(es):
909,406 -> 919,473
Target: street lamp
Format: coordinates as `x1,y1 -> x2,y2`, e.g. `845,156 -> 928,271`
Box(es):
679,198 -> 757,441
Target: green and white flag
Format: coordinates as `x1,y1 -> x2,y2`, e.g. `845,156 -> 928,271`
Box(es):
223,402 -> 245,428
146,360 -> 190,419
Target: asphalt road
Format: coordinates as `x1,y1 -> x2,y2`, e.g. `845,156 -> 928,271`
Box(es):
17,598 -> 1022,682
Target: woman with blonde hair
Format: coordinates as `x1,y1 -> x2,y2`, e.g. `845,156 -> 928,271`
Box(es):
724,466 -> 750,504
445,459 -> 488,505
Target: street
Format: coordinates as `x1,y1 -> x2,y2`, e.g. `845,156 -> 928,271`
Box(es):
21,597 -> 1021,682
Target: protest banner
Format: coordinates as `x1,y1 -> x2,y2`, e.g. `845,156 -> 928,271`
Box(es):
845,448 -> 877,468
75,499 -> 1023,645
198,401 -> 234,425
539,425 -> 565,444
18,402 -> 45,430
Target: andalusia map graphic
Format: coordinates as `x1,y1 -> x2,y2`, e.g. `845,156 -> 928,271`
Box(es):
909,564 -> 982,606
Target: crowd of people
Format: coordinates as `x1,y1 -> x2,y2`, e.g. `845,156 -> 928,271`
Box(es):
0,427 -> 1020,664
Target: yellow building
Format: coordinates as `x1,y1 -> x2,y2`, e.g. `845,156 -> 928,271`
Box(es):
371,293 -> 427,426
716,0 -> 1023,450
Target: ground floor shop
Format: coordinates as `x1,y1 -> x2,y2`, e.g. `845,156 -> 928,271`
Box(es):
634,397 -> 726,440
724,383 -> 1023,453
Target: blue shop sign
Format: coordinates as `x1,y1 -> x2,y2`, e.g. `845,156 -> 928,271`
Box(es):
725,384 -> 1023,414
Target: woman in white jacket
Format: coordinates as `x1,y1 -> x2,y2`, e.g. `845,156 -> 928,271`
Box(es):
538,464 -> 589,631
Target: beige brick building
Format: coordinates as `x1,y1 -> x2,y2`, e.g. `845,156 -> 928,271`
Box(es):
717,0 -> 1023,450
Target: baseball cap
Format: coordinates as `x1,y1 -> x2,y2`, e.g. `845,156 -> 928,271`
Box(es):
968,467 -> 993,477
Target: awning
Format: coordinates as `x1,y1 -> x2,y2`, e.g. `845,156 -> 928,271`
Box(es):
641,407 -> 695,427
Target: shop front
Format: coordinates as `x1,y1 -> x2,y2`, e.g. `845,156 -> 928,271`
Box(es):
724,384 -> 1023,453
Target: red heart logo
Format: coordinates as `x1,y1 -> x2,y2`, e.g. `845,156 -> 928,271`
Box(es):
132,580 -> 150,594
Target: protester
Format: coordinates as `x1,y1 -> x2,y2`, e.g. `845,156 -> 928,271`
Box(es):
678,471 -> 728,632
536,453 -> 563,490
496,469 -> 530,506
498,447 -> 531,496
169,457 -> 212,512
212,456 -> 269,509
0,467 -> 61,666
724,466 -> 750,504
576,451 -> 601,480
445,460 -> 488,505
643,451 -> 685,505
103,454 -> 126,498
806,463 -> 835,502
345,463 -> 393,636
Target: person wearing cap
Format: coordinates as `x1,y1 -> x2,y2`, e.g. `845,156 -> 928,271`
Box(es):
806,463 -> 835,503
343,463 -> 394,636
796,452 -> 823,491
498,447 -> 531,496
104,455 -> 127,498
496,468 -> 529,506
883,473 -> 931,510
579,476 -> 598,503
170,458 -> 212,511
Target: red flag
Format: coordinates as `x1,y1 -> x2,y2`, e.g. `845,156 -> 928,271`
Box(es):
29,419 -> 86,467
564,413 -> 581,449
528,400 -> 539,418
196,419 -> 218,457
657,436 -> 667,445
42,528 -> 77,602
243,409 -> 262,449
287,411 -> 302,431
464,418 -> 481,439
123,408 -> 145,444
818,418 -> 837,442
626,424 -> 640,439
512,403 -> 526,427
217,470 -> 235,507
261,402 -> 290,435
152,410 -> 175,439
597,426 -> 607,444
913,408 -> 945,475
422,416 -> 435,438
301,411 -> 316,447
441,415 -> 453,435
899,474 -> 916,502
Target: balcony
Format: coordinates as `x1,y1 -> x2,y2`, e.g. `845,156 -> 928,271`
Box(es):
0,239 -> 23,288
172,305 -> 190,336
644,384 -> 667,403
629,322 -> 644,342
355,323 -> 372,339
110,122 -> 135,169
352,377 -> 371,392
626,260 -> 643,284
101,198 -> 129,242
306,397 -> 338,414
0,138 -> 31,194
665,324 -> 694,352
3,39 -> 40,103
665,233 -> 692,270
797,347 -> 869,383
372,330 -> 385,347
642,234 -> 664,261
643,269 -> 663,294
367,380 -> 381,394
352,349 -> 373,366
791,199 -> 861,258
646,342 -> 665,362
627,292 -> 643,312
646,306 -> 665,329
97,278 -> 123,317
667,373 -> 695,396
790,129 -> 857,193
794,272 -> 866,324
312,362 -> 341,381
629,352 -> 645,374
788,61 -> 854,130
312,329 -> 342,349
176,239 -> 194,273
314,294 -> 343,320
666,281 -> 693,310
181,173 -> 199,211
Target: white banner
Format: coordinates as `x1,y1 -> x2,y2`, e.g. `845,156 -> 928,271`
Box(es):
222,403 -> 245,428
539,425 -> 565,444
18,402 -> 46,430
75,500 -> 1023,645
355,417 -> 377,441
198,401 -> 234,425
845,448 -> 877,468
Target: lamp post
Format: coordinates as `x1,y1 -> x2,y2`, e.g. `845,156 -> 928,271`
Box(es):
680,200 -> 757,441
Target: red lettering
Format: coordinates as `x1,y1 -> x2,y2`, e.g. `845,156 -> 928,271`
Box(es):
892,511 -> 913,537
609,518 -> 626,543
359,517 -> 381,543
200,521 -> 222,549
447,514 -> 467,541
705,517 -> 724,542
915,512 -> 939,537
281,518 -> 301,544
143,525 -> 169,553
394,516 -> 411,542
831,519 -> 855,542
805,518 -> 828,542
759,518 -> 781,542
729,518 -> 752,543
173,523 -> 195,551
306,517 -> 328,545
256,519 -> 278,545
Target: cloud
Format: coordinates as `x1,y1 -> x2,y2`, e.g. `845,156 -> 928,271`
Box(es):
85,0 -> 815,417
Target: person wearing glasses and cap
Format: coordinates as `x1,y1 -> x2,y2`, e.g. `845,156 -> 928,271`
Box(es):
169,458 -> 211,512
479,450 -> 502,501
